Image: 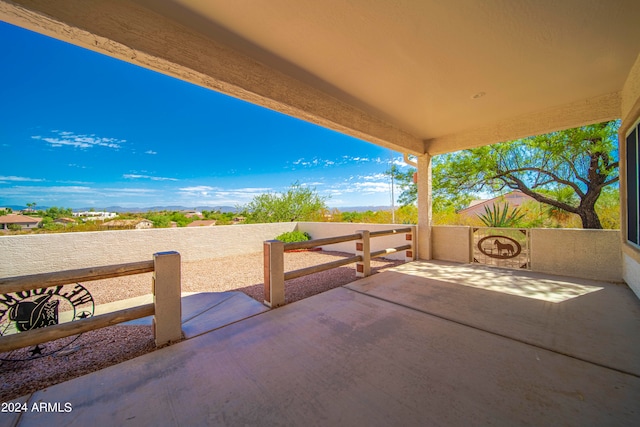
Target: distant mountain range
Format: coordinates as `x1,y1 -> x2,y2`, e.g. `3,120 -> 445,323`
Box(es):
3,205 -> 394,213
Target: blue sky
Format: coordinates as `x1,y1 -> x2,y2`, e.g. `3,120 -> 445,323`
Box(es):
0,21 -> 410,210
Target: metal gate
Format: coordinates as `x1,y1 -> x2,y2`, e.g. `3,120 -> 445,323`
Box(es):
472,227 -> 530,270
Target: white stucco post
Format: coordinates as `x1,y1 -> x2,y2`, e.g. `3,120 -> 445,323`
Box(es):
153,251 -> 183,347
417,154 -> 433,260
264,240 -> 285,308
355,230 -> 371,277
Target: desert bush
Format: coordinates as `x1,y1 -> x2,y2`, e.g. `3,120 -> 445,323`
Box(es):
275,230 -> 311,243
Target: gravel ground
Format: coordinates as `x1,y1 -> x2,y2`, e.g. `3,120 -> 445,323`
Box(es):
0,251 -> 402,401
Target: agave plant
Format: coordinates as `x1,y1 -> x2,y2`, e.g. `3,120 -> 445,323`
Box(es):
477,203 -> 526,227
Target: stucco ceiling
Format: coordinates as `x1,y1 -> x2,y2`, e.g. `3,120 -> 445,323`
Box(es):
135,0 -> 640,142
2,0 -> 640,154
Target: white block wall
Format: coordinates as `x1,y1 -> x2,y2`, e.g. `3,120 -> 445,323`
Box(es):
1,222 -> 297,276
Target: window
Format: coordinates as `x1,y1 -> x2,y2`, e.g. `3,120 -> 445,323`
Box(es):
627,121 -> 640,246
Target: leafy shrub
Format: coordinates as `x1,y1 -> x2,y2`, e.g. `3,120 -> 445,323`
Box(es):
275,230 -> 311,243
477,203 -> 526,228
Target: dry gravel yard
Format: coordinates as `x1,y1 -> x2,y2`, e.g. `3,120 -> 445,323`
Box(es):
0,250 -> 402,401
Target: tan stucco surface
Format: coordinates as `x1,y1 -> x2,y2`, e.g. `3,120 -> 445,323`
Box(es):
619,54 -> 640,297
0,223 -> 297,277
530,229 -> 622,282
431,226 -> 472,263
430,226 -> 623,283
623,252 -> 640,300
2,1 -> 639,154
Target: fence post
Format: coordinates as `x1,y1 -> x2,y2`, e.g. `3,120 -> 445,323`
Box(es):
153,251 -> 182,347
406,226 -> 416,262
355,230 -> 370,277
264,240 -> 285,308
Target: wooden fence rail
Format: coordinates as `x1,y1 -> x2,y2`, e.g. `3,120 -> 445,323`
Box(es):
0,252 -> 182,353
0,261 -> 155,294
264,226 -> 416,308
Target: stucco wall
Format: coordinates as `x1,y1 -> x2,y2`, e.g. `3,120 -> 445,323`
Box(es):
623,252 -> 640,299
0,222 -> 297,277
297,222 -> 414,261
431,226 -> 472,263
530,229 -> 622,282
431,226 -> 623,283
620,54 -> 640,300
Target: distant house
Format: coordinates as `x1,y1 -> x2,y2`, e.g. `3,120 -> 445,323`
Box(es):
0,214 -> 42,230
458,191 -> 537,219
182,210 -> 203,219
232,216 -> 246,224
102,219 -> 154,230
73,211 -> 117,222
187,220 -> 217,227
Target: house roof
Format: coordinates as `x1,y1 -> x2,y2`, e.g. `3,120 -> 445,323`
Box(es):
54,217 -> 76,223
0,214 -> 41,224
458,191 -> 537,214
2,1 -> 639,155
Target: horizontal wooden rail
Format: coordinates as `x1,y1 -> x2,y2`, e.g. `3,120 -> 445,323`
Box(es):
371,244 -> 412,259
369,227 -> 413,238
284,233 -> 362,251
0,261 -> 155,294
264,226 -> 415,308
284,255 -> 362,280
0,252 -> 182,351
0,303 -> 154,353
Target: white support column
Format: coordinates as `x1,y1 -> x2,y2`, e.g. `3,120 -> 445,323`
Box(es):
355,230 -> 371,277
417,154 -> 433,260
264,240 -> 285,308
153,251 -> 182,347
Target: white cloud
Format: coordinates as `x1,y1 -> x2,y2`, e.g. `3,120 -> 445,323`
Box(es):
1,185 -> 93,196
124,174 -> 178,181
145,150 -> 157,155
179,186 -> 219,192
177,186 -> 273,205
0,175 -> 45,182
57,180 -> 92,185
359,173 -> 388,181
290,157 -> 341,168
33,130 -> 126,150
102,187 -> 157,195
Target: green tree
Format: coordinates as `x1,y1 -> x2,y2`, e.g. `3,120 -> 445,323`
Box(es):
44,206 -> 73,220
386,161 -> 475,213
244,182 -> 328,223
169,212 -> 192,227
146,213 -> 172,228
390,121 -> 620,229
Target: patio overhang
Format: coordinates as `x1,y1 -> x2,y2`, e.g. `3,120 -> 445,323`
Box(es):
1,0 -> 640,290
1,0 -> 639,155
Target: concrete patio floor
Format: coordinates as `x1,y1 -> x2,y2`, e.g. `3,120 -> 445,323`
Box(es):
4,261 -> 640,426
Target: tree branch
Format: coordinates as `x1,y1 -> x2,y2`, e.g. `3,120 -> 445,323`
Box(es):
508,176 -> 579,213
490,167 -> 585,198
